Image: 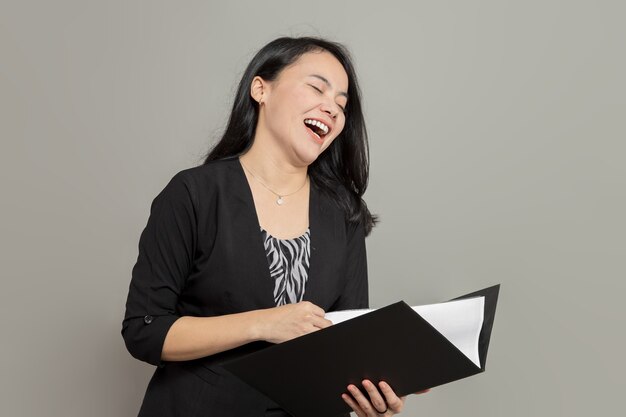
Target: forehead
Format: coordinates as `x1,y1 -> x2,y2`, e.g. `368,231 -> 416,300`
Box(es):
281,51 -> 349,90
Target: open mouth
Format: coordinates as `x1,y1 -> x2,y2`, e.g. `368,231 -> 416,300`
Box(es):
303,119 -> 330,141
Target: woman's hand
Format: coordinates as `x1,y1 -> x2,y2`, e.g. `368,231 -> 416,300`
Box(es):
257,301 -> 332,344
342,380 -> 430,416
342,380 -> 405,417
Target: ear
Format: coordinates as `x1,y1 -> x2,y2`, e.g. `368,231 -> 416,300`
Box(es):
250,76 -> 267,104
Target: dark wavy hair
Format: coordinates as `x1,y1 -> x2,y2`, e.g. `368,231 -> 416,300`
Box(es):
202,36 -> 378,236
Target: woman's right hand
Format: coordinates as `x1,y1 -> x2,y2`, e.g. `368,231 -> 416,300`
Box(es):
257,301 -> 333,344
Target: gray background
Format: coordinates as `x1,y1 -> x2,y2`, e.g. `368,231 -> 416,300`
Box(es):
1,1 -> 624,416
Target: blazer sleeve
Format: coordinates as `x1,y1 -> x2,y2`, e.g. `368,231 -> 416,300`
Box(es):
121,172 -> 197,367
331,219 -> 369,310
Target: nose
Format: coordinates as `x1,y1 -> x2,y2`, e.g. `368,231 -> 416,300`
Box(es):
321,102 -> 339,119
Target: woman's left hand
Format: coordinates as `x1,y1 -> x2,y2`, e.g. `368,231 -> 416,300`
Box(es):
341,379 -> 406,416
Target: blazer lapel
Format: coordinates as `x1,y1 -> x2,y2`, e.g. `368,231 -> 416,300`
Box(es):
303,181 -> 345,309
228,158 -> 276,309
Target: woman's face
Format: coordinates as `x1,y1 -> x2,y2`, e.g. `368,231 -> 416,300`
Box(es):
252,50 -> 349,165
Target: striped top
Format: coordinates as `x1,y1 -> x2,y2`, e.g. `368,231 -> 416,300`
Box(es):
260,227 -> 311,306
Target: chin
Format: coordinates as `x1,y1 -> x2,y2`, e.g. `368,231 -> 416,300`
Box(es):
297,152 -> 321,166
294,144 -> 324,166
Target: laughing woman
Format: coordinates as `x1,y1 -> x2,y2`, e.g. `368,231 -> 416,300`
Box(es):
122,36 -> 415,417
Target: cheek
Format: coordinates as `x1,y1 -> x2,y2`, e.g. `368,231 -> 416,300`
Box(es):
284,90 -> 310,123
290,87 -> 310,107
334,119 -> 346,137
269,86 -> 305,115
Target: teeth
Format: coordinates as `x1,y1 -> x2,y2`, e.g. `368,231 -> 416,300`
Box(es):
304,119 -> 329,135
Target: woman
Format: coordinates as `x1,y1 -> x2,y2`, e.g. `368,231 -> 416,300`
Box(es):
122,36 -> 416,417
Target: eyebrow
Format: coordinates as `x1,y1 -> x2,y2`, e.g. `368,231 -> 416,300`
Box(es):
308,74 -> 349,100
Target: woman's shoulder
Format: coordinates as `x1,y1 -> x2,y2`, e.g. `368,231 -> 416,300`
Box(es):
153,157 -> 242,209
171,156 -> 241,188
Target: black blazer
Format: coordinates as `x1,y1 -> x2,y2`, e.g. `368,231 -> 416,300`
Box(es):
122,156 -> 368,416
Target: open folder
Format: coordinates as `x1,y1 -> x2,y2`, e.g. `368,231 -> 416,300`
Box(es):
223,285 -> 500,417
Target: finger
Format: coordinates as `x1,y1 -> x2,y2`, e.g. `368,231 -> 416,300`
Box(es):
347,384 -> 382,416
311,315 -> 333,329
342,392 -> 365,417
378,381 -> 405,413
414,388 -> 430,395
299,301 -> 325,316
303,324 -> 321,335
361,379 -> 388,413
310,304 -> 326,317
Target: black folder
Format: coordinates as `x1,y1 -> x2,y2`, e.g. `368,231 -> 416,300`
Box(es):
223,285 -> 500,417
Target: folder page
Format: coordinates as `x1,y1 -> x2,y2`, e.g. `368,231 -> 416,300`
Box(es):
325,296 -> 484,367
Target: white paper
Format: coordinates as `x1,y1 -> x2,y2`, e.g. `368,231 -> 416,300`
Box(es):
324,296 -> 484,368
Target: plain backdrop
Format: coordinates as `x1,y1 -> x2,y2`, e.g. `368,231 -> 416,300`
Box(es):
1,1 -> 624,416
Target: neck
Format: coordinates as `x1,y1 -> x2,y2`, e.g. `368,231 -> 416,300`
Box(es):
239,137 -> 308,194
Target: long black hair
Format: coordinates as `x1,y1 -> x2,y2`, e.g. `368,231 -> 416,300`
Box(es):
202,36 -> 378,236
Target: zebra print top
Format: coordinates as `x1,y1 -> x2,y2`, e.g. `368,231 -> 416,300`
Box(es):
260,227 -> 311,306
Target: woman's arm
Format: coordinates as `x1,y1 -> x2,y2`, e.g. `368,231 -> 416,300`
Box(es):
122,173 -> 196,366
161,301 -> 331,361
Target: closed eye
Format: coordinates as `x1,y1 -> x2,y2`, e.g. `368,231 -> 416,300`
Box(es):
309,84 -> 346,113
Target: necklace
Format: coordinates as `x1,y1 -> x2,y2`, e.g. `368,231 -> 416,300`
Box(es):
240,160 -> 308,205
